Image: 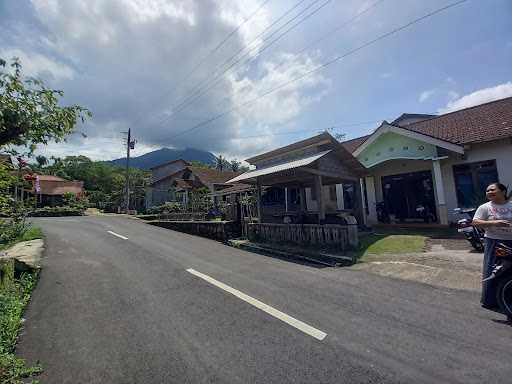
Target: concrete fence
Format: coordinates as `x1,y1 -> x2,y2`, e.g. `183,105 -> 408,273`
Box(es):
247,223 -> 358,250
148,220 -> 241,242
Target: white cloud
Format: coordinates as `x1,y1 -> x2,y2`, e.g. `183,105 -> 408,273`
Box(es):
11,0 -> 329,160
419,89 -> 435,103
0,48 -> 74,81
229,53 -> 329,126
438,82 -> 512,114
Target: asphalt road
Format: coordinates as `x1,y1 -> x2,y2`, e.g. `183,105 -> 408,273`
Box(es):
17,215 -> 512,383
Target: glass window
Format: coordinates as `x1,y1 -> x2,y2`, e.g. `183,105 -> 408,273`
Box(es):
453,160 -> 498,208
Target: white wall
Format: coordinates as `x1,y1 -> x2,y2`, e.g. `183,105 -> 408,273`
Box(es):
362,139 -> 512,224
441,140 -> 512,222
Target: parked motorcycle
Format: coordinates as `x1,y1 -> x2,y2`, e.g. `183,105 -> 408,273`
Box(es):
376,202 -> 390,223
454,208 -> 484,252
482,242 -> 512,319
415,204 -> 436,223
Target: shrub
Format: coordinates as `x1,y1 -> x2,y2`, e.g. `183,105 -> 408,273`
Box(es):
28,206 -> 84,217
146,202 -> 183,215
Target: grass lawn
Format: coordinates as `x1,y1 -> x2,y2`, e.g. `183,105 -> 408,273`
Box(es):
0,227 -> 43,251
0,226 -> 44,383
356,233 -> 427,262
355,226 -> 461,262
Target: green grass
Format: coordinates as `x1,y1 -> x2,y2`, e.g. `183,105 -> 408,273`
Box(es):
0,227 -> 43,251
356,233 -> 427,262
0,271 -> 42,383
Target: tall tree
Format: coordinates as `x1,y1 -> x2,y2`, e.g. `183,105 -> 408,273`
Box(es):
213,155 -> 230,171
230,159 -> 241,172
0,57 -> 90,150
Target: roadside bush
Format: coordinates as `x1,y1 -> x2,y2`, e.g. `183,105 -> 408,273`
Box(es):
62,192 -> 88,211
146,202 -> 183,215
0,271 -> 42,383
0,201 -> 30,248
28,206 -> 84,217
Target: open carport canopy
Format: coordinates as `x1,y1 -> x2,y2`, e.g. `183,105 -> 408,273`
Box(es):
226,150 -> 332,185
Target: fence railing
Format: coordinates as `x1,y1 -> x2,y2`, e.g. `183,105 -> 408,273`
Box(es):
247,223 -> 358,250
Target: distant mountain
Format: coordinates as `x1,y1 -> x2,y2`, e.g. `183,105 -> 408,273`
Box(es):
110,148 -> 216,170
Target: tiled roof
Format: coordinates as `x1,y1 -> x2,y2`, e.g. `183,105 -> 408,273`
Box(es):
149,159 -> 190,170
213,183 -> 254,195
402,96 -> 512,145
188,166 -> 241,186
37,175 -> 66,181
342,96 -> 512,153
172,178 -> 199,190
341,135 -> 370,153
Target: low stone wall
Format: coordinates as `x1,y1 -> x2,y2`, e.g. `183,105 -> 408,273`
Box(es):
148,220 -> 241,242
247,223 -> 358,251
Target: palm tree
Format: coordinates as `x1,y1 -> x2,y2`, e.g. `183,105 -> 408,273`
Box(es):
213,155 -> 230,171
35,155 -> 48,168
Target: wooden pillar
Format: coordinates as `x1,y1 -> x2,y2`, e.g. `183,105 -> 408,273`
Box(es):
299,187 -> 306,213
284,187 -> 288,212
315,174 -> 325,223
256,179 -> 262,222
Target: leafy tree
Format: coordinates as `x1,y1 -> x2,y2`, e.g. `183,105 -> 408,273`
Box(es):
0,57 -> 91,150
35,155 -> 47,168
230,159 -> 241,172
212,155 -> 230,171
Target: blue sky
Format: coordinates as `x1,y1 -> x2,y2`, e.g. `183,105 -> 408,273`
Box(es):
1,0 -> 511,161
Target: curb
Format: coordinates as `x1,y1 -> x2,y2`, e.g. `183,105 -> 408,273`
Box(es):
227,240 -> 354,267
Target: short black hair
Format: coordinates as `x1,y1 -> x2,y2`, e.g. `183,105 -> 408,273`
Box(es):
488,182 -> 511,200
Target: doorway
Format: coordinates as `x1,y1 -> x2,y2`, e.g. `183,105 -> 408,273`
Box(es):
381,170 -> 436,222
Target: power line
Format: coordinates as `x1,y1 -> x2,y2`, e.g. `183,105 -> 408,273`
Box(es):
129,0 -> 271,129
200,120 -> 385,142
166,0 -> 469,141
156,0 -> 386,131
149,0 -> 331,130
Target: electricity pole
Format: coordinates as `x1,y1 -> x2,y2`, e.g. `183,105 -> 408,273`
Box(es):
124,128 -> 135,213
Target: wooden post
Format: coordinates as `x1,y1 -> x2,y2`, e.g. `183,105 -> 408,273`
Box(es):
256,179 -> 262,222
284,187 -> 288,212
315,174 -> 325,223
299,187 -> 306,213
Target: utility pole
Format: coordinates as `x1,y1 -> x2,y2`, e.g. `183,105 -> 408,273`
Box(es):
124,128 -> 135,213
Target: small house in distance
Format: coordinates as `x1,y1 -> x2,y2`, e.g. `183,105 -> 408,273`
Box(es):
29,175 -> 84,207
145,159 -> 241,209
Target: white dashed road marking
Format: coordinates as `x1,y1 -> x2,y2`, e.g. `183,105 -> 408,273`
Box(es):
107,231 -> 129,240
186,268 -> 327,341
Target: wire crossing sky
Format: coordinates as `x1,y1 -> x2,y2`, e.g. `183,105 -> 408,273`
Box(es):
0,0 -> 510,161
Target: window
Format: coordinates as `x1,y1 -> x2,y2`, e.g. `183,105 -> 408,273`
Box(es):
262,187 -> 285,205
310,187 -> 317,201
453,160 -> 498,208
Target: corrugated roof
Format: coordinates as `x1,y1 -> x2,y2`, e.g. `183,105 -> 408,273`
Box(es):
227,150 -> 331,183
